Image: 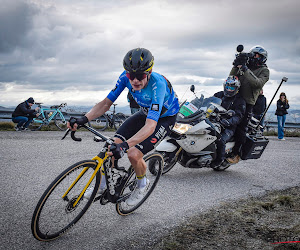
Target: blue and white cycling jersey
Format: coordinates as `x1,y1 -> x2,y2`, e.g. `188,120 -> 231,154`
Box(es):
107,71 -> 179,122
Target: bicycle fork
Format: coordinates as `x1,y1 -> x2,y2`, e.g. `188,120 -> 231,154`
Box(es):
61,154 -> 109,207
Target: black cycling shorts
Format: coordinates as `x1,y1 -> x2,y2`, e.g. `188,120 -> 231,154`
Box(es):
115,110 -> 177,155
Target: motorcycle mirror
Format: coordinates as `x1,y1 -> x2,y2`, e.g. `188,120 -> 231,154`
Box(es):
190,85 -> 195,93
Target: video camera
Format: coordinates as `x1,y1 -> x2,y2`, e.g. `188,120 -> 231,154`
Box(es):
233,44 -> 255,67
236,44 -> 254,58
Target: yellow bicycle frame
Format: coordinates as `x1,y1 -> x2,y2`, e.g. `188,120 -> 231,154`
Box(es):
62,153 -> 109,207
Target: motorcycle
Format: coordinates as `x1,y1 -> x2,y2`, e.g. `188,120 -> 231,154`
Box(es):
149,85 -> 269,174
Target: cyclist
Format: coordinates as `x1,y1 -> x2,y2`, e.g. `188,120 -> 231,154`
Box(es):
68,48 -> 179,206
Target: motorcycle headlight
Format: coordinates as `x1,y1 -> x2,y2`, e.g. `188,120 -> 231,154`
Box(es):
172,123 -> 192,134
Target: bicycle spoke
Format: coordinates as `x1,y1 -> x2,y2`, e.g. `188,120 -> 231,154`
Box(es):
32,161 -> 100,241
89,115 -> 108,131
55,114 -> 67,131
116,153 -> 163,215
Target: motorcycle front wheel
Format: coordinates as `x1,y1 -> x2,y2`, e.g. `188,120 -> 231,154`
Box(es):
149,151 -> 178,175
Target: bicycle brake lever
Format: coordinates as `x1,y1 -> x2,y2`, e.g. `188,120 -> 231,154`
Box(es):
61,128 -> 70,140
71,131 -> 82,142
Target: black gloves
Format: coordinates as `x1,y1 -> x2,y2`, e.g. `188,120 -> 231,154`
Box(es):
233,53 -> 248,67
69,115 -> 88,127
220,119 -> 231,128
110,141 -> 129,159
240,65 -> 248,72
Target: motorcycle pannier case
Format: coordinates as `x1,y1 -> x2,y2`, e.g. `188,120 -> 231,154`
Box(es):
241,135 -> 269,160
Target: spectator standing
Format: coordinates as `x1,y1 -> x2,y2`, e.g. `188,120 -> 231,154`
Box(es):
253,89 -> 267,131
127,91 -> 140,114
12,97 -> 39,131
275,92 -> 289,140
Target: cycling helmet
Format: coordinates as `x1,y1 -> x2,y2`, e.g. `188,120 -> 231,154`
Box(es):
249,45 -> 268,65
223,76 -> 241,97
123,48 -> 154,73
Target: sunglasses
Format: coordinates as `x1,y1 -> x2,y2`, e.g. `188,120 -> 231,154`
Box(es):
225,85 -> 236,91
126,71 -> 148,81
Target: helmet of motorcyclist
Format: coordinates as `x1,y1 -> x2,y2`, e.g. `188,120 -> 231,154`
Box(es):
248,45 -> 268,66
123,48 -> 154,74
223,75 -> 241,97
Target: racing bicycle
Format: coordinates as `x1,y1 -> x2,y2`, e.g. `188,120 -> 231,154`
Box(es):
31,123 -> 163,241
28,103 -> 68,131
90,104 -> 127,131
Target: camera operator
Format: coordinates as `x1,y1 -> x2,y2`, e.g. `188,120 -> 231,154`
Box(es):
228,45 -> 270,163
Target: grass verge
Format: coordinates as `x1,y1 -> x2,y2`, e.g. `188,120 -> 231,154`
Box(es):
153,186 -> 300,250
0,121 -> 116,132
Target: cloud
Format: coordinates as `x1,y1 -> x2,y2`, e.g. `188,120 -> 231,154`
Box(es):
0,0 -> 300,107
0,0 -> 38,52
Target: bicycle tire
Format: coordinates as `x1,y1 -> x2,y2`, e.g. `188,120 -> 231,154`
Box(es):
89,115 -> 108,131
54,113 -> 67,131
113,113 -> 127,130
149,151 -> 177,175
116,152 -> 163,215
31,160 -> 100,241
28,115 -> 44,131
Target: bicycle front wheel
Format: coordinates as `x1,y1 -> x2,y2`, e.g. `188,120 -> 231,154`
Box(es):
28,116 -> 44,131
31,160 -> 100,241
113,113 -> 127,130
89,115 -> 108,131
54,113 -> 67,131
116,152 -> 163,215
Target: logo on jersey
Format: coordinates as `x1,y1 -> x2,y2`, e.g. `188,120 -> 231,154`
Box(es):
150,138 -> 157,144
112,85 -> 117,92
151,104 -> 159,111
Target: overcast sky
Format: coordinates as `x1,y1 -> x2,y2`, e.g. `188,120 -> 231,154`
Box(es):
1,0 -> 300,109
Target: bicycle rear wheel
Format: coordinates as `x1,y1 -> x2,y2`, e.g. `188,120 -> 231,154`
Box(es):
54,113 -> 67,131
89,115 -> 108,131
28,116 -> 44,131
113,113 -> 127,130
31,160 -> 100,241
116,153 -> 163,215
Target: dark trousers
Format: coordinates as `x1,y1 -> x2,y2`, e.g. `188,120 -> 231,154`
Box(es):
234,104 -> 254,155
12,116 -> 33,128
215,129 -> 234,162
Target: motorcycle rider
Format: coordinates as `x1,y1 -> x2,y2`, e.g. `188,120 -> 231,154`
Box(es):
228,45 -> 269,163
211,76 -> 246,168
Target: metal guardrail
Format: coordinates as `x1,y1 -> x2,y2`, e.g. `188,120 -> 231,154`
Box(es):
264,121 -> 300,131
0,109 -> 107,122
1,109 -> 299,130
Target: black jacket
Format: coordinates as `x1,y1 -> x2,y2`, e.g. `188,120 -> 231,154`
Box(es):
253,94 -> 266,117
12,101 -> 37,118
214,91 -> 246,130
275,100 -> 289,116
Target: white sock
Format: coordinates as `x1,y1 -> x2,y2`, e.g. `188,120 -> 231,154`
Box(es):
137,176 -> 146,189
100,174 -> 106,189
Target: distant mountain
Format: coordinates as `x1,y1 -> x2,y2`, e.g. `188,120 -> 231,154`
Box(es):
264,109 -> 300,123
0,106 -> 14,111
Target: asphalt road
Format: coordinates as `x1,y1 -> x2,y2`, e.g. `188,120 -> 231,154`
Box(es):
0,131 -> 299,250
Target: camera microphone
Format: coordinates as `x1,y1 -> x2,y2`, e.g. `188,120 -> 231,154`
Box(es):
237,44 -> 244,53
